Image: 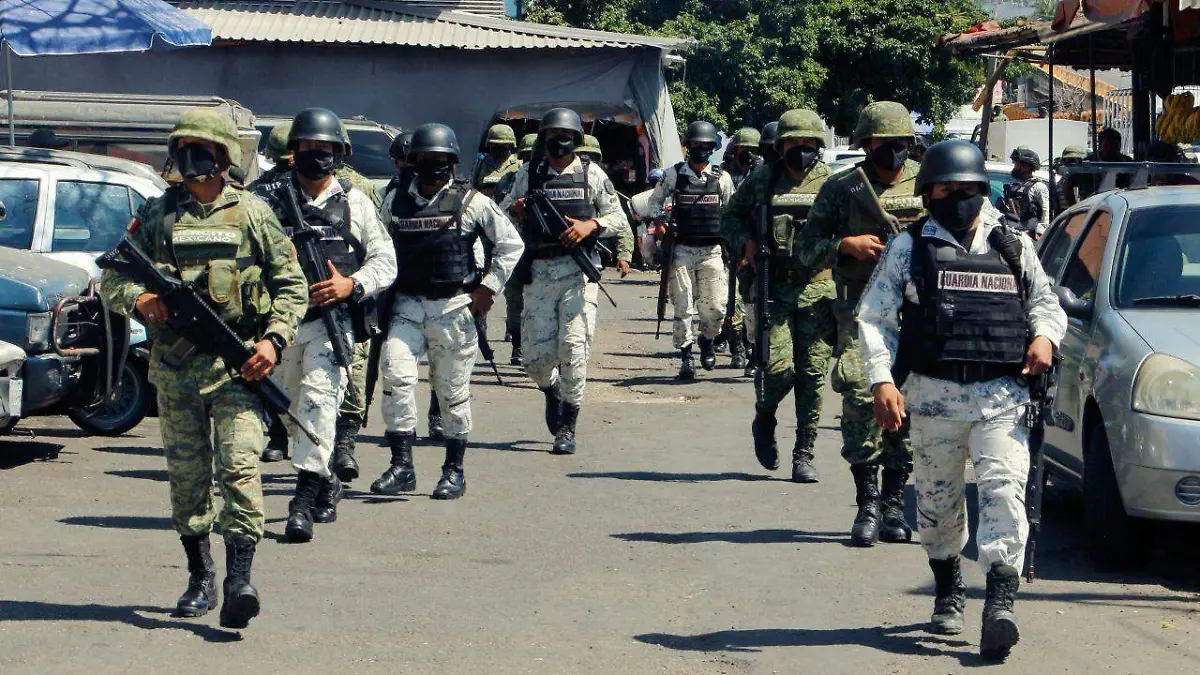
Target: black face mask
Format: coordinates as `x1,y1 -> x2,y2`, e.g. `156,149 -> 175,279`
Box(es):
688,146 -> 715,163
870,141 -> 909,171
736,150 -> 756,167
176,143 -> 219,181
928,189 -> 985,234
546,136 -> 576,159
784,146 -> 819,173
295,148 -> 337,180
1011,167 -> 1032,181
488,145 -> 511,161
415,158 -> 454,185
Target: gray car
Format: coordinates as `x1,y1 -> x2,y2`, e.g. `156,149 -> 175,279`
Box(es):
1038,185 -> 1200,569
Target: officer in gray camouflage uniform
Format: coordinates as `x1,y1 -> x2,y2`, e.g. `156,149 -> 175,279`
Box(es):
500,108 -> 626,454
372,123 -> 523,499
858,139 -> 1065,660
101,108 -> 308,629
253,108 -> 396,542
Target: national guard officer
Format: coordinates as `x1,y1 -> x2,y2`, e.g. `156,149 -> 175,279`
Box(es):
858,139 -> 1065,660
759,121 -> 781,166
648,121 -> 735,379
472,123 -> 521,201
100,108 -> 309,629
372,123 -> 523,499
722,109 -> 837,483
724,127 -> 762,189
997,146 -> 1049,239
253,108 -> 397,542
798,101 -> 923,547
500,107 -> 626,455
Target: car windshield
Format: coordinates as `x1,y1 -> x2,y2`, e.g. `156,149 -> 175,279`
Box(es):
987,170 -> 1013,208
1115,205 -> 1200,307
343,128 -> 395,179
0,178 -> 39,249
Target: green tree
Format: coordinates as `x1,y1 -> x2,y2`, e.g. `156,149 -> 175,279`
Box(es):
524,0 -> 986,136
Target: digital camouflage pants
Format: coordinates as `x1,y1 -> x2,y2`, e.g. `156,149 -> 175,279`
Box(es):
276,317 -> 352,477
669,243 -> 727,350
758,297 -> 836,460
337,338 -> 372,423
521,257 -> 598,407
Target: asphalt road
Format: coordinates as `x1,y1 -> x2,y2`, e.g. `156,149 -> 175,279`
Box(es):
1,270 -> 1197,674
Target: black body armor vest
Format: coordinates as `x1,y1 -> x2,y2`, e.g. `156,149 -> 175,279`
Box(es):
1001,178 -> 1043,235
525,157 -> 598,262
672,162 -> 724,245
388,180 -> 477,299
896,221 -> 1029,385
259,176 -> 362,280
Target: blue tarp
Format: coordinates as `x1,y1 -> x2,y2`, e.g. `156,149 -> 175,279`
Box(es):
0,0 -> 211,56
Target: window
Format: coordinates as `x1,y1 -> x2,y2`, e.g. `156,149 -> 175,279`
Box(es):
51,181 -> 135,252
1061,211 -> 1112,301
343,129 -> 396,179
987,170 -> 1012,208
0,178 -> 40,250
1115,205 -> 1200,307
1039,209 -> 1092,281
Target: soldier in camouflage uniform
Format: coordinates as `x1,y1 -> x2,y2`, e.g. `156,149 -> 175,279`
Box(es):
100,109 -> 308,629
722,110 -> 836,483
500,107 -> 626,455
579,134 -> 604,163
716,126 -> 762,369
797,101 -> 923,547
724,127 -> 762,189
472,124 -> 521,201
498,133 -> 538,363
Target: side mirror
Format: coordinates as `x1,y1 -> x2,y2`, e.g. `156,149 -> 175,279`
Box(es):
1054,285 -> 1093,321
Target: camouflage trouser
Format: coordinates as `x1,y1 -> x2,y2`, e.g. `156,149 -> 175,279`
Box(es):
911,408 -> 1030,572
381,296 -> 477,440
724,260 -> 744,332
832,299 -> 912,470
758,298 -> 836,461
504,277 -> 524,338
670,243 -> 728,349
156,377 -> 265,542
738,265 -> 757,338
337,338 -> 372,422
522,257 -> 598,407
276,317 -> 351,477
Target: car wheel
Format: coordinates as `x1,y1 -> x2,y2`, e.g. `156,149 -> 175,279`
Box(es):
66,360 -> 150,437
1084,421 -> 1150,570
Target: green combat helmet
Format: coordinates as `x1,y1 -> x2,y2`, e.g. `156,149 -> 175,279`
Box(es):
775,109 -> 827,149
168,108 -> 242,166
266,122 -> 292,163
580,134 -> 603,161
486,124 -> 517,146
517,133 -> 538,160
1061,145 -> 1087,160
729,127 -> 761,150
850,101 -> 915,149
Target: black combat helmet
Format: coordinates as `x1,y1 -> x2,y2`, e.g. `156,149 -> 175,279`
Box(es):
915,140 -> 990,195
539,107 -> 584,144
389,131 -> 413,160
288,108 -> 348,153
684,121 -> 719,145
407,123 -> 460,162
759,121 -> 779,153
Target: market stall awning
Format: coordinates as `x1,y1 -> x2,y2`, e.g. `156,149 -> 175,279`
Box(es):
938,15 -> 1118,57
1051,0 -> 1158,33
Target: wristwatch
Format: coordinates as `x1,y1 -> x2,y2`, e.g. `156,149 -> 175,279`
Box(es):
265,332 -> 286,355
351,278 -> 365,303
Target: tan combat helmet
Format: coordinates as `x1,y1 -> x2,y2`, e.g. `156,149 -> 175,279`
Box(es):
266,122 -> 292,163
580,134 -> 603,161
486,124 -> 517,146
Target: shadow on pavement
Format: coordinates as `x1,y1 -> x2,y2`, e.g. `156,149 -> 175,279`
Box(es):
569,470 -> 783,483
0,441 -> 65,469
106,469 -> 169,482
0,600 -> 241,642
471,439 -> 550,453
590,374 -> 746,387
58,516 -> 173,530
635,623 -> 978,662
613,528 -> 846,545
92,445 -> 163,457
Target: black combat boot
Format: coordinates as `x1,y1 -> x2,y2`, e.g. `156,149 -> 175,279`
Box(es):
791,429 -> 819,483
331,415 -> 361,482
850,463 -> 881,547
713,328 -> 729,354
175,534 -> 218,618
752,408 -> 778,471
371,430 -> 416,495
552,403 -> 579,455
428,396 -> 445,441
880,467 -> 913,543
219,535 -> 260,630
313,474 -> 343,524
729,326 -> 748,369
698,335 -> 717,371
431,439 -> 467,500
261,416 -> 288,463
541,386 -> 563,435
678,346 -> 696,381
928,556 -> 967,635
510,327 -> 522,366
744,344 -> 757,378
285,471 -> 321,543
980,563 -> 1020,660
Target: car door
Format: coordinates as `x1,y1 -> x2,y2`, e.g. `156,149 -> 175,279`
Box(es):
1042,207 -> 1114,476
0,167 -> 49,251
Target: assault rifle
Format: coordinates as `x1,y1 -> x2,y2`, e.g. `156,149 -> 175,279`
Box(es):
1022,355 -> 1059,582
654,211 -> 676,339
280,182 -> 355,370
753,200 -> 772,399
526,189 -> 618,308
474,315 -> 503,385
843,168 -> 902,237
96,237 -> 325,447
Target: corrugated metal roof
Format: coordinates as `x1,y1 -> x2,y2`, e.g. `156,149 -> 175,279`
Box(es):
392,1 -> 505,17
171,0 -> 691,51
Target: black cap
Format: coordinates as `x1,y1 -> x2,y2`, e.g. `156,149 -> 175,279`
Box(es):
407,123 -> 459,161
28,128 -> 71,149
539,108 -> 584,144
288,108 -> 347,153
684,121 -> 719,145
915,140 -> 990,194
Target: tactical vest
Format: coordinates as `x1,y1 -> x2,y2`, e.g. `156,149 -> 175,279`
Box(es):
672,163 -> 724,245
766,163 -> 830,276
259,176 -> 363,281
475,155 -> 520,201
526,158 -> 597,260
1002,178 -> 1043,234
837,162 -> 924,300
896,221 -> 1029,385
388,180 -> 477,299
